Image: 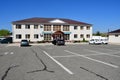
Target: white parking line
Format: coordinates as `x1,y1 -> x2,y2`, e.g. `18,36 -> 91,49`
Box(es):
4,52 -> 14,55
4,52 -> 9,55
43,51 -> 74,75
53,55 -> 78,58
64,50 -> 119,68
10,52 -> 14,54
85,49 -> 120,58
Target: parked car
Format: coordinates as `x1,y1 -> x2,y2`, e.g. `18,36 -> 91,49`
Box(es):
100,39 -> 108,44
20,39 -> 29,46
56,39 -> 65,45
89,39 -> 108,45
89,39 -> 102,45
0,37 -> 13,44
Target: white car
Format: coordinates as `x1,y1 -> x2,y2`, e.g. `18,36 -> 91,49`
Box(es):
100,39 -> 108,44
89,39 -> 101,45
89,39 -> 108,45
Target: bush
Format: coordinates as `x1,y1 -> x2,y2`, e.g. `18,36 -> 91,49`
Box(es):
37,40 -> 52,43
82,38 -> 88,42
73,40 -> 81,43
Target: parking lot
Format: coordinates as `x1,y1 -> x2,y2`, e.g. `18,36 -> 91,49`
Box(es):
0,43 -> 120,80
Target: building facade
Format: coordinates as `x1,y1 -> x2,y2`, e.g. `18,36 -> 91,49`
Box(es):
109,29 -> 120,43
12,17 -> 92,42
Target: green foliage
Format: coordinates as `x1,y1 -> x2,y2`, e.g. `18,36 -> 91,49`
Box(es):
73,40 -> 81,43
93,31 -> 107,37
0,29 -> 10,36
82,38 -> 88,42
82,38 -> 86,42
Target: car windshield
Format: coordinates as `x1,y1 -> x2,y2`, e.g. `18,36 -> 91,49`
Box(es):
21,40 -> 28,42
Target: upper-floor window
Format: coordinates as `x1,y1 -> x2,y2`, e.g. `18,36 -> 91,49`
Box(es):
16,34 -> 21,39
34,34 -> 39,39
53,25 -> 61,31
34,25 -> 38,29
16,24 -> 21,29
44,25 -> 51,31
86,26 -> 90,30
115,35 -> 119,37
25,34 -> 30,39
74,34 -> 78,38
74,26 -> 78,30
63,25 -> 70,31
25,24 -> 30,29
80,26 -> 84,30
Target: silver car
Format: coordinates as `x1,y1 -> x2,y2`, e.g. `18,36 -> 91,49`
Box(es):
20,40 -> 29,46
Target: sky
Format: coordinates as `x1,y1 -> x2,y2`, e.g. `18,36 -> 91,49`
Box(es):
0,0 -> 120,33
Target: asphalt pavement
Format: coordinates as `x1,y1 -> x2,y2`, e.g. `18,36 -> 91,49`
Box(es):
0,43 -> 120,80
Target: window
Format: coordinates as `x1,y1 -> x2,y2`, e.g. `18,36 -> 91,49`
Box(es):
25,24 -> 30,29
80,34 -> 84,38
25,34 -> 30,39
86,26 -> 90,30
86,34 -> 90,38
115,35 -> 119,37
74,26 -> 78,30
16,24 -> 21,29
80,26 -> 84,30
44,34 -> 51,41
63,25 -> 70,31
16,34 -> 21,39
34,25 -> 38,29
74,34 -> 77,38
34,34 -> 39,39
44,25 -> 51,31
64,34 -> 70,40
53,25 -> 61,31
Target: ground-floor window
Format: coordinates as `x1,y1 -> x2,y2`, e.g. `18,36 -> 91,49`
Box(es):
86,34 -> 90,38
74,34 -> 78,38
34,34 -> 39,39
25,34 -> 30,39
44,34 -> 51,41
16,34 -> 22,39
64,34 -> 70,40
80,34 -> 84,38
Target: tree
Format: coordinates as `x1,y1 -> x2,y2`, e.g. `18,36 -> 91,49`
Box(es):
93,31 -> 108,37
96,31 -> 101,36
0,29 -> 11,36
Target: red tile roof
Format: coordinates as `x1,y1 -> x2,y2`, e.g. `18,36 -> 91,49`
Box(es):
12,17 -> 92,25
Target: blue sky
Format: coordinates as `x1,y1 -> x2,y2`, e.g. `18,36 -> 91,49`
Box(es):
0,0 -> 120,33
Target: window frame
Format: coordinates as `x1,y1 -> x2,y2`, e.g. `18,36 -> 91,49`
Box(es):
34,25 -> 38,29
80,26 -> 84,30
34,34 -> 39,39
80,34 -> 84,38
86,26 -> 90,30
16,34 -> 22,39
74,26 -> 78,30
44,25 -> 51,31
25,34 -> 30,39
16,24 -> 21,29
74,34 -> 78,38
63,25 -> 70,31
86,34 -> 90,38
53,25 -> 61,31
25,24 -> 30,29
115,35 -> 119,37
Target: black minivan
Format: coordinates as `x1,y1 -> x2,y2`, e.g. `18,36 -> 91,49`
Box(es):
0,37 -> 13,44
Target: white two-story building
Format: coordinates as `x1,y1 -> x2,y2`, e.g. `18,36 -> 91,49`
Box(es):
12,17 -> 92,42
